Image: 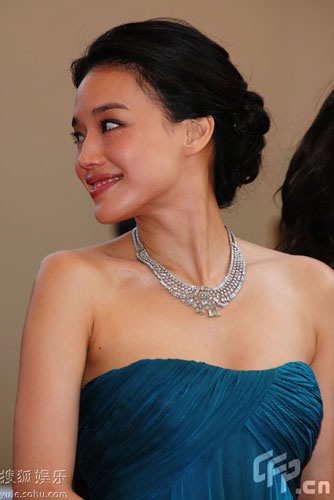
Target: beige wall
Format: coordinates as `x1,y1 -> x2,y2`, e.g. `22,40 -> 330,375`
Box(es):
1,0 -> 333,469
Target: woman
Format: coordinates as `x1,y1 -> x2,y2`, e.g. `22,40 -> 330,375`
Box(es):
13,18 -> 333,500
276,90 -> 334,268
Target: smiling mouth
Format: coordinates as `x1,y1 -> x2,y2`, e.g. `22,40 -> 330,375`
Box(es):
89,176 -> 123,190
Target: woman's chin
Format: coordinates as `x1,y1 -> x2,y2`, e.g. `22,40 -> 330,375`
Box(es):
94,210 -> 118,225
94,208 -> 132,226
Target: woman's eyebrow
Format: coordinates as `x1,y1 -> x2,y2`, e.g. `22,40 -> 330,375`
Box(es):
71,102 -> 129,127
92,102 -> 129,114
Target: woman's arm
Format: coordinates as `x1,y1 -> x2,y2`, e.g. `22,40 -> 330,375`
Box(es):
13,250 -> 95,498
298,259 -> 334,500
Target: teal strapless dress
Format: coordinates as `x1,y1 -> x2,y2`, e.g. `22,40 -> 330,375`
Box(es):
72,358 -> 322,500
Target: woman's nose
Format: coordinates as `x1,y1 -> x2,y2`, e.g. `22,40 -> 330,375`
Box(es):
77,135 -> 105,169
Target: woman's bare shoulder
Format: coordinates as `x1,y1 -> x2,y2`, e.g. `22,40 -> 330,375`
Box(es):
237,236 -> 333,312
238,236 -> 333,278
45,231 -> 135,270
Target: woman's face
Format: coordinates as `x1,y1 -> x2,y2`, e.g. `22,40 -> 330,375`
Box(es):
72,66 -> 188,224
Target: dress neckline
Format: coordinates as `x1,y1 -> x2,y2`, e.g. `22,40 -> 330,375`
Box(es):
80,358 -> 314,393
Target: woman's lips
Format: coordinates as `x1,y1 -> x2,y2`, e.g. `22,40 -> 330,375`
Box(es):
89,178 -> 122,199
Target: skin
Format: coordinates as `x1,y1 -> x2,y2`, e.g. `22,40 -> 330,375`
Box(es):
13,67 -> 334,499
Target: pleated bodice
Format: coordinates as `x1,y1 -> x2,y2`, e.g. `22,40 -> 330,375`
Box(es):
72,358 -> 322,500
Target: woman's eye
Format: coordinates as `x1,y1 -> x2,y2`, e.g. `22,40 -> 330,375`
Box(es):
70,131 -> 84,145
101,120 -> 120,132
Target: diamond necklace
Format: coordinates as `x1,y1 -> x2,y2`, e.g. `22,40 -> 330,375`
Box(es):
131,225 -> 246,318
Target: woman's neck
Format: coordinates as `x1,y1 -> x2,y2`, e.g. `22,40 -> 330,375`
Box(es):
133,195 -> 231,287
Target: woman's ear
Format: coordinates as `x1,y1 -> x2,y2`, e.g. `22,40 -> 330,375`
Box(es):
184,116 -> 215,156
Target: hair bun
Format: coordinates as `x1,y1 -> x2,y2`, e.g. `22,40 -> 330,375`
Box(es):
234,90 -> 270,136
225,89 -> 270,193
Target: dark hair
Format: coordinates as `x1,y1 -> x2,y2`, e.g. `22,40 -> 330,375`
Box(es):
276,90 -> 334,268
71,18 -> 270,208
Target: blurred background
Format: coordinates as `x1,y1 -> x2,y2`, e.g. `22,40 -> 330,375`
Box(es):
1,0 -> 333,483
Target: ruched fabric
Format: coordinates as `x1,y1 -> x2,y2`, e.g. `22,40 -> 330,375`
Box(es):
72,358 -> 322,500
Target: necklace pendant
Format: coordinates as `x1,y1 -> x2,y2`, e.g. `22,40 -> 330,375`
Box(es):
208,307 -> 220,318
195,285 -> 211,303
193,286 -> 222,317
